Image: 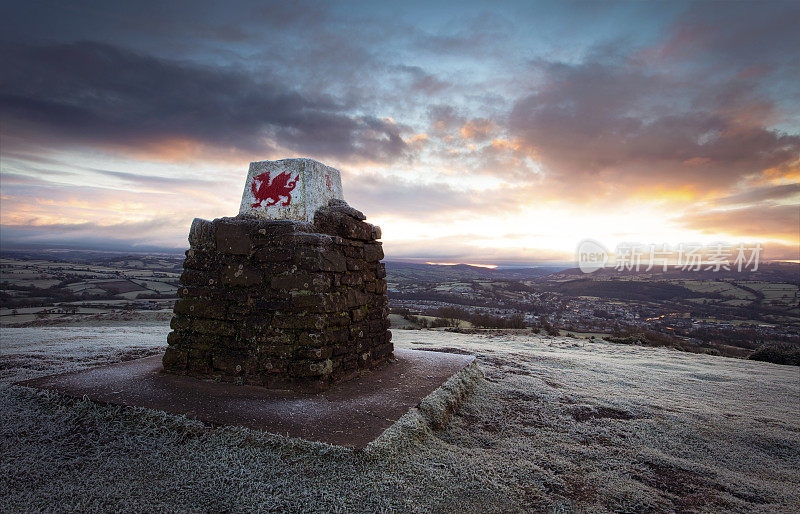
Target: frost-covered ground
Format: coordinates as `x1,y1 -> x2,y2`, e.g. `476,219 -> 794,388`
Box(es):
1,326 -> 799,512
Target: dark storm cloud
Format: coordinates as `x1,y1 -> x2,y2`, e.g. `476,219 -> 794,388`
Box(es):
0,41 -> 409,162
249,0 -> 330,28
508,58 -> 800,195
642,0 -> 800,69
498,1 -> 800,197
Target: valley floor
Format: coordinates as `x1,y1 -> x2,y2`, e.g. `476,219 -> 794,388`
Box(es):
1,326 -> 798,512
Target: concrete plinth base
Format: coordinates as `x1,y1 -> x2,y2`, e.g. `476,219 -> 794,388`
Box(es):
19,349 -> 478,449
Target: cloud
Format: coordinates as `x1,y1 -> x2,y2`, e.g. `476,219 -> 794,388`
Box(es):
427,104 -> 465,137
639,1 -> 800,71
0,41 -> 410,163
384,234 -> 573,264
396,66 -> 451,95
677,204 -> 800,242
1,1 -> 798,257
85,168 -> 224,188
459,119 -> 497,141
346,172 -> 501,218
716,183 -> 800,206
0,219 -> 186,250
507,57 -> 800,199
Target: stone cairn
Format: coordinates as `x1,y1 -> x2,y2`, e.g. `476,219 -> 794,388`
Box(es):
162,159 -> 392,390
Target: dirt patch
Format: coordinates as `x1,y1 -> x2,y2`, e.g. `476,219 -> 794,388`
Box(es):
504,368 -> 533,376
568,405 -> 638,422
116,348 -> 163,362
417,347 -> 475,356
479,355 -> 528,369
543,379 -> 564,389
506,390 -> 538,402
456,412 -> 503,433
634,461 -> 721,510
559,474 -> 599,504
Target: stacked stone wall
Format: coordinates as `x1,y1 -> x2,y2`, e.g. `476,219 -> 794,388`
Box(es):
163,200 -> 392,390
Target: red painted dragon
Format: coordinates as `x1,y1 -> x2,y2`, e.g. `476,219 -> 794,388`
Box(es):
250,171 -> 298,207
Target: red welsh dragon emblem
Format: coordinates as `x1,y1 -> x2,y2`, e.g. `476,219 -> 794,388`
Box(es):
250,171 -> 298,207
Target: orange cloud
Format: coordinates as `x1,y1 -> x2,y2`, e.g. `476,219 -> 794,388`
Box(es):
460,119 -> 497,140
678,204 -> 800,243
632,185 -> 703,203
113,137 -> 254,165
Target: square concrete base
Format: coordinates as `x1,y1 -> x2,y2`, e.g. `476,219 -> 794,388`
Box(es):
20,349 -> 475,449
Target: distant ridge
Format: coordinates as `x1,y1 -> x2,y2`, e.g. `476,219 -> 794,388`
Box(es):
385,261 -> 569,281
542,262 -> 799,283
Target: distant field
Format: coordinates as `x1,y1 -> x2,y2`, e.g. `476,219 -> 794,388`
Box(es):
678,280 -> 756,299
1,258 -> 180,315
546,279 -> 701,301
741,281 -> 798,302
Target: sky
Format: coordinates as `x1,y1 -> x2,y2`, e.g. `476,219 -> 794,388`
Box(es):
1,0 -> 798,264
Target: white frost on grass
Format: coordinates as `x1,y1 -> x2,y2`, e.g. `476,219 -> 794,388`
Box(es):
1,325 -> 799,512
0,325 -> 168,382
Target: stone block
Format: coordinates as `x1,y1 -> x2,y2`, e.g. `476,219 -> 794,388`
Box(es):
253,247 -> 293,263
215,222 -> 252,255
162,347 -> 187,371
187,349 -> 213,374
270,272 -> 330,292
212,352 -> 256,376
173,298 -> 227,319
180,269 -> 211,287
221,263 -> 263,287
289,358 -> 334,378
191,318 -> 235,337
327,199 -> 366,220
296,246 -> 347,272
314,208 -> 375,240
298,346 -> 334,360
290,292 -> 346,313
188,218 -> 216,250
239,158 -> 343,222
364,243 -> 384,262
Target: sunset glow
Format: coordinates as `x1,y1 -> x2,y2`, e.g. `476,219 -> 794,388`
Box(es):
0,1 -> 797,261
425,262 -> 499,269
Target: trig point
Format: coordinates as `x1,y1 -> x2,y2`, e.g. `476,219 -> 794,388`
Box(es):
24,157 -> 479,448
239,158 -> 344,222
163,158 -> 392,390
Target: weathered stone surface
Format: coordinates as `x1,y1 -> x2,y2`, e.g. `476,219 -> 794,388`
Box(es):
327,198 -> 366,220
314,205 -> 377,241
364,243 -> 384,262
220,263 -> 262,287
164,198 -> 391,390
188,218 -> 216,250
215,221 -> 252,255
239,158 -> 343,222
